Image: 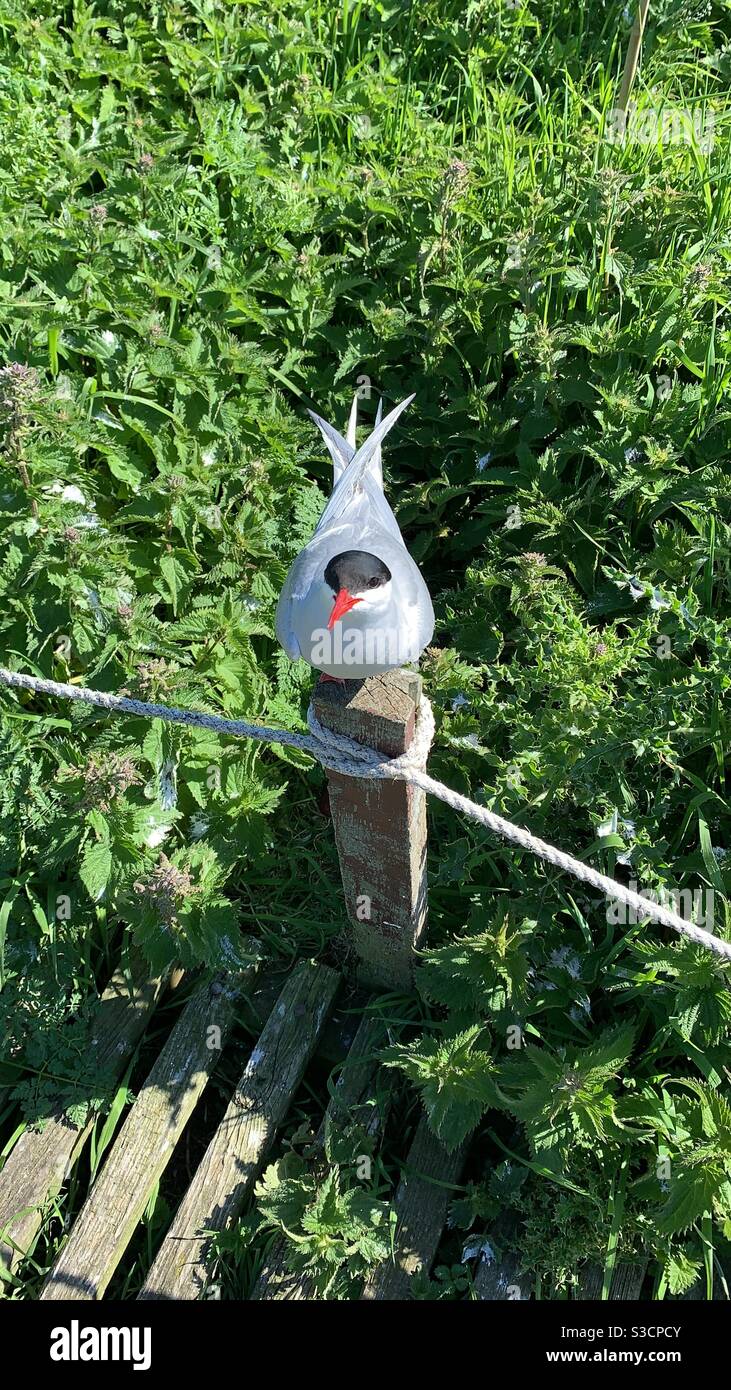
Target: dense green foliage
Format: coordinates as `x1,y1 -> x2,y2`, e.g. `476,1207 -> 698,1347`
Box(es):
1,0 -> 730,1298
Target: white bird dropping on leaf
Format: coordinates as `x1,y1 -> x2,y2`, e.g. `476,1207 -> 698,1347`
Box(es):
275,394 -> 434,679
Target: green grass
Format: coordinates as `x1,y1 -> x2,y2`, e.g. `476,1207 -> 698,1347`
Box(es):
1,0 -> 730,1299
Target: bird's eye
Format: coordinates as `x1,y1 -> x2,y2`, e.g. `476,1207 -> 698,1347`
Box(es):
367,576 -> 381,589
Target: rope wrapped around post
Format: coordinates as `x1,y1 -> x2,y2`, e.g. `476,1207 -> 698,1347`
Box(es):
1,664 -> 729,964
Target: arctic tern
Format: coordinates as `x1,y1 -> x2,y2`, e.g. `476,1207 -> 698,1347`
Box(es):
275,394 -> 434,680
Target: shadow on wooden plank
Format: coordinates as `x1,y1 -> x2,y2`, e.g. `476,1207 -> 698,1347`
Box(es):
0,952 -> 165,1274
40,957 -> 259,1301
362,1113 -> 467,1301
139,960 -> 340,1301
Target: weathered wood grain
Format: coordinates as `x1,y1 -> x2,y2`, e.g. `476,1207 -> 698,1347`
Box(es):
313,670 -> 428,992
473,1216 -> 528,1301
577,1260 -> 647,1300
139,960 -> 340,1301
474,1248 -> 526,1300
679,1266 -> 727,1300
319,1013 -> 388,1146
251,1012 -> 388,1301
0,954 -> 164,1273
39,967 -> 251,1300
241,971 -> 370,1065
362,1113 -> 467,1300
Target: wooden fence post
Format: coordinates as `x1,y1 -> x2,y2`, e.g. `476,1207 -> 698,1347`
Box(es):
312,669 -> 428,992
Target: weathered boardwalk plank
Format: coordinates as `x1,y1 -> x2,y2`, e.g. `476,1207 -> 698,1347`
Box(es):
362,1113 -> 467,1301
0,955 -> 164,1273
139,960 -> 340,1301
473,1217 -> 527,1301
578,1260 -> 647,1300
39,967 -> 251,1301
242,972 -> 368,1065
252,1012 -> 388,1301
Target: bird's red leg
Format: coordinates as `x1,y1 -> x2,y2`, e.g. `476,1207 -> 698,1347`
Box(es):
318,672 -> 346,686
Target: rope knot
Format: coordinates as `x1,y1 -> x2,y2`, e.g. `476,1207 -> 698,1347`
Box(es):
305,693 -> 435,782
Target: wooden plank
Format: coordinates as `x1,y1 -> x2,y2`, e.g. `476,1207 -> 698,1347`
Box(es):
577,1260 -> 647,1300
242,971 -> 369,1065
320,1013 -> 389,1146
0,954 -> 164,1273
139,960 -> 340,1301
473,1218 -> 527,1301
312,670 -> 428,992
473,1247 -> 526,1300
680,1266 -> 726,1300
252,1013 -> 389,1301
39,965 -> 253,1301
361,1113 -> 467,1300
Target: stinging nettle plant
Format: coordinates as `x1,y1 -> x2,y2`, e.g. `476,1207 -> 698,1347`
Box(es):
0,0 -> 730,1301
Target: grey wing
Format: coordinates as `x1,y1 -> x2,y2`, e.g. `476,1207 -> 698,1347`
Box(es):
320,394 -> 414,521
410,565 -> 435,655
314,481 -> 434,655
392,546 -> 434,658
274,570 -> 303,660
342,502 -> 435,658
308,396 -> 386,490
316,457 -> 404,541
306,409 -> 353,486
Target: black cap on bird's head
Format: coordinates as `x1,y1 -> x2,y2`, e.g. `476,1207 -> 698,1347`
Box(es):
324,550 -> 392,629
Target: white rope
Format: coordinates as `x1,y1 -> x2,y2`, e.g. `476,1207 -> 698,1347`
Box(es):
2,664 -> 729,963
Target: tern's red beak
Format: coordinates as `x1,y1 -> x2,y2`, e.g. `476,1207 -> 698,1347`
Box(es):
327,588 -> 362,630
